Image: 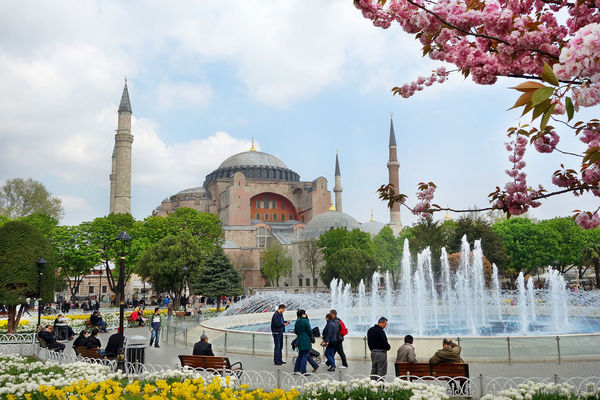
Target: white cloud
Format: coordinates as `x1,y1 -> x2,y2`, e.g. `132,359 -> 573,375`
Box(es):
156,81 -> 213,109
58,194 -> 92,212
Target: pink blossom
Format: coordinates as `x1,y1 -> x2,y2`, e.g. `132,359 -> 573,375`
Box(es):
533,131 -> 560,153
575,211 -> 600,229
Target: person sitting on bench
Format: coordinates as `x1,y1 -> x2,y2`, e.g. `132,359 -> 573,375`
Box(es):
429,338 -> 463,364
38,325 -> 65,352
193,334 -> 214,356
86,328 -> 105,356
396,334 -> 417,363
104,327 -> 124,359
90,311 -> 107,332
73,330 -> 89,349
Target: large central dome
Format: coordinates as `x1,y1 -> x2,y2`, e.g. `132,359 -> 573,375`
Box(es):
218,151 -> 288,169
204,150 -> 300,187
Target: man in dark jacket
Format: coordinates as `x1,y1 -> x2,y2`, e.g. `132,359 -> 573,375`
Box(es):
86,328 -> 104,356
367,317 -> 391,380
104,328 -> 124,359
38,325 -> 65,352
429,338 -> 464,364
193,334 -> 215,356
321,313 -> 338,371
270,304 -> 289,365
330,309 -> 348,368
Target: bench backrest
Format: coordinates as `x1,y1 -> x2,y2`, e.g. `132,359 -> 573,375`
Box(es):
395,362 -> 469,378
76,346 -> 102,359
178,355 -> 229,370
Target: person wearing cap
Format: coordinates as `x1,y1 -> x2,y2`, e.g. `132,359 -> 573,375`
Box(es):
193,334 -> 214,356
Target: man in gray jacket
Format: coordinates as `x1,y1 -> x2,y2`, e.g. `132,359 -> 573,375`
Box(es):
395,334 -> 417,363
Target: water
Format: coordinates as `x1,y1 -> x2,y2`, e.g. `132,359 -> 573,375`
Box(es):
224,236 -> 600,336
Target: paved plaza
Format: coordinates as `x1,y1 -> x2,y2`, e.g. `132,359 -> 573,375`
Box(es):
66,327 -> 600,380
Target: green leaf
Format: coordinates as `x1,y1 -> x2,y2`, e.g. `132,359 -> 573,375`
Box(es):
508,90 -> 534,110
540,104 -> 556,130
565,97 -> 574,121
531,99 -> 551,121
531,87 -> 554,106
541,62 -> 559,86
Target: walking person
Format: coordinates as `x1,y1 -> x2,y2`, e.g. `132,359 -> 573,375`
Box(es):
330,309 -> 348,368
367,317 -> 391,380
149,307 -> 161,348
293,309 -> 313,374
271,304 -> 289,365
321,313 -> 337,372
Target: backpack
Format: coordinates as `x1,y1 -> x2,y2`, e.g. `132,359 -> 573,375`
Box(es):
340,319 -> 348,336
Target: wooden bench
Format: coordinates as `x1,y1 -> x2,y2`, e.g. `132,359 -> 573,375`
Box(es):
75,346 -> 103,359
178,355 -> 243,377
395,362 -> 470,395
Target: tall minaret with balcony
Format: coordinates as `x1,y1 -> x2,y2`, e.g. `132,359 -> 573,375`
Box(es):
388,114 -> 402,234
334,151 -> 342,212
109,79 -> 133,214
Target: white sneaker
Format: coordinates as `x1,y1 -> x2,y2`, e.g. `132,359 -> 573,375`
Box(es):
339,365 -> 348,369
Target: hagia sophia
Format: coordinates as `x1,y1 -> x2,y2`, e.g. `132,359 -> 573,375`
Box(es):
110,81 -> 403,292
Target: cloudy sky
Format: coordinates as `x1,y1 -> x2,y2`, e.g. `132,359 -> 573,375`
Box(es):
0,1 -> 595,227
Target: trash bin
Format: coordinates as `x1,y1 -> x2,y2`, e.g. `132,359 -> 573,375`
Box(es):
124,335 -> 146,372
55,324 -> 69,341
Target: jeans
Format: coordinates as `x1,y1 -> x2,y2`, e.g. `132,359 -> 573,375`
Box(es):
307,353 -> 319,371
150,328 -> 160,346
294,349 -> 309,373
272,333 -> 283,364
325,344 -> 336,369
370,351 -> 387,380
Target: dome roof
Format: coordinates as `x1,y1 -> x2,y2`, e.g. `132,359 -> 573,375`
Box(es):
177,187 -> 207,195
302,211 -> 360,239
218,151 -> 288,170
360,220 -> 386,236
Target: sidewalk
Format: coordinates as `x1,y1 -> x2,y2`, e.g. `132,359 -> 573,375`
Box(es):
71,327 -> 600,379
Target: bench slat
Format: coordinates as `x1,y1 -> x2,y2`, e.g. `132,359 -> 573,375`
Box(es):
395,362 -> 469,379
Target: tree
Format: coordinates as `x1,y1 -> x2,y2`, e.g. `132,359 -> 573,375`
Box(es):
320,247 -> 377,287
318,228 -> 375,264
51,225 -> 101,301
0,178 -> 64,221
0,221 -> 54,333
448,216 -> 506,268
355,1 -> 600,229
261,242 -> 292,287
493,218 -> 560,275
137,232 -> 210,310
372,226 -> 403,289
401,217 -> 446,271
539,217 -> 588,277
582,242 -> 600,289
298,238 -> 323,289
190,247 -> 243,311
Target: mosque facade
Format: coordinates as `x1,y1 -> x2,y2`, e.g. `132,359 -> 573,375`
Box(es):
111,81 -> 402,292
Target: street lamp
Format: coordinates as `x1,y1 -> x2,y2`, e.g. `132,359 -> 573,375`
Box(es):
36,258 -> 47,330
99,269 -> 103,307
182,266 -> 189,310
114,231 -> 132,371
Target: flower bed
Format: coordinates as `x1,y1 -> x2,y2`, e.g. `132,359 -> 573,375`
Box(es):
481,381 -> 600,400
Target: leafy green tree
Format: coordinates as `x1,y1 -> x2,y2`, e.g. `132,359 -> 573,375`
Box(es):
318,228 -> 374,263
448,215 -> 506,268
493,218 -> 560,275
261,241 -> 292,287
401,217 -> 447,272
320,247 -> 377,287
51,225 -> 101,301
0,221 -> 54,332
0,178 -> 64,221
137,232 -> 210,309
582,227 -> 600,288
539,217 -> 587,277
373,226 -> 403,289
190,246 -> 243,311
298,238 -> 323,289
20,213 -> 59,237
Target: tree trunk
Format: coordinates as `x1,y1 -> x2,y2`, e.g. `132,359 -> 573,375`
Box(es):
216,298 -> 221,312
595,263 -> 600,289
6,305 -> 24,334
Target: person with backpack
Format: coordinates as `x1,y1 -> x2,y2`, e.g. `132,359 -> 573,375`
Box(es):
330,309 -> 348,368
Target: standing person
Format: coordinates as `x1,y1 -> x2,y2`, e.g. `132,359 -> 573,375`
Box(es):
329,309 -> 348,368
149,307 -> 161,348
429,338 -> 464,364
367,317 -> 391,380
321,313 -> 337,372
293,309 -> 313,374
396,335 -> 417,363
270,304 -> 289,365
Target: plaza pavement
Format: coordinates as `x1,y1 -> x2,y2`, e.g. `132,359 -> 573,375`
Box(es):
67,327 -> 600,380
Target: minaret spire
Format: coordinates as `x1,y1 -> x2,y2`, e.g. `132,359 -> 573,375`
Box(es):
334,150 -> 342,213
110,79 -> 134,214
387,114 -> 402,234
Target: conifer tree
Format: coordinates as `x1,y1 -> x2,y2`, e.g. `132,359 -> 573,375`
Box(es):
190,246 -> 243,311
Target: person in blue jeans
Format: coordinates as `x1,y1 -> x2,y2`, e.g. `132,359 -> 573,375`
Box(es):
321,313 -> 337,371
271,304 -> 289,365
149,307 -> 161,348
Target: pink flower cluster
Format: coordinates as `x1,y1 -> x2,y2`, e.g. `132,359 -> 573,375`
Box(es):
575,211 -> 600,230
579,128 -> 600,197
495,135 -> 542,215
533,130 -> 559,153
412,183 -> 436,218
396,67 -> 450,98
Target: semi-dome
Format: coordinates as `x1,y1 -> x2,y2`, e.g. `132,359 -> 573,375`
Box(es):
302,211 -> 360,239
204,150 -> 300,187
218,151 -> 288,169
360,220 -> 386,236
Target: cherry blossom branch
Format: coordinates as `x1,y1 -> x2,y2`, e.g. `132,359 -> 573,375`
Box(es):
507,74 -> 583,85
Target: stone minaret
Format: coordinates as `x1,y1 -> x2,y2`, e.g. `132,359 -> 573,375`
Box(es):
334,151 -> 342,212
387,114 -> 402,234
109,79 -> 133,214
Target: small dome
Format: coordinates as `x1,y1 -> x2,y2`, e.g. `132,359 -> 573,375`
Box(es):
360,220 -> 385,236
302,211 -> 360,239
219,151 -> 288,170
177,187 -> 207,195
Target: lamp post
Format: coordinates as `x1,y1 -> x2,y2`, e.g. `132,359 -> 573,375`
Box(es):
99,269 -> 103,307
36,258 -> 46,330
142,279 -> 146,305
114,231 -> 132,372
182,266 -> 189,310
